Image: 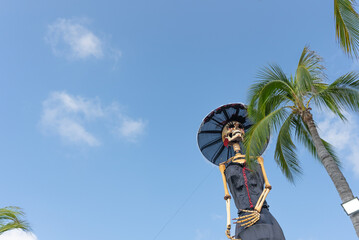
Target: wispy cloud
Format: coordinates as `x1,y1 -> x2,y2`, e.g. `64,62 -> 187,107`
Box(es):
41,92 -> 102,146
118,118 -> 146,142
45,18 -> 121,61
40,91 -> 146,146
0,229 -> 37,240
317,111 -> 359,177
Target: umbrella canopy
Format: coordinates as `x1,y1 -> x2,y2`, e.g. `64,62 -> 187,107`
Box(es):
197,103 -> 267,165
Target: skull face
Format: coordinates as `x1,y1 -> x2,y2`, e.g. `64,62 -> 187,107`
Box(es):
222,121 -> 245,147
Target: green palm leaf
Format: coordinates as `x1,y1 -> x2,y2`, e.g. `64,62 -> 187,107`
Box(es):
292,115 -> 341,167
334,0 -> 359,57
244,107 -> 290,163
248,65 -> 295,120
313,72 -> 359,119
296,46 -> 326,96
274,113 -> 301,182
0,207 -> 30,234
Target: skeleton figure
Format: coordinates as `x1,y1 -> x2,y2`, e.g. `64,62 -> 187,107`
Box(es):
219,121 -> 285,240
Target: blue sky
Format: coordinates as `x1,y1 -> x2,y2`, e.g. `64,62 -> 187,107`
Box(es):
1,0 -> 359,239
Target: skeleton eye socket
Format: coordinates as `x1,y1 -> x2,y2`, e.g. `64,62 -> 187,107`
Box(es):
228,124 -> 235,129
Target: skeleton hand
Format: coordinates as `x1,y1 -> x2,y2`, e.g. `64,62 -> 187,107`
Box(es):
233,209 -> 260,228
233,186 -> 271,229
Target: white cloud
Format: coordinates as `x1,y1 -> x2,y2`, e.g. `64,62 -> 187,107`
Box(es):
40,91 -> 146,145
41,92 -> 102,146
317,112 -> 359,176
118,118 -> 146,142
0,229 -> 37,240
45,18 -> 104,59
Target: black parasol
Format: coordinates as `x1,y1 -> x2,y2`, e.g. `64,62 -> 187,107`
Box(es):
197,103 -> 267,165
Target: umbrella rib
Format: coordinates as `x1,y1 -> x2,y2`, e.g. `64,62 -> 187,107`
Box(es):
233,107 -> 240,119
223,109 -> 230,121
212,144 -> 225,163
200,137 -> 222,151
211,117 -> 224,126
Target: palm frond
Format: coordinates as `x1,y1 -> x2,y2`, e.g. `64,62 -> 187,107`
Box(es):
329,72 -> 359,89
257,80 -> 294,115
274,113 -> 302,182
312,72 -> 359,118
292,116 -> 341,167
248,64 -> 292,104
328,87 -> 359,111
244,107 -> 290,163
262,94 -> 291,115
297,46 -> 326,79
322,139 -> 341,167
296,46 -> 326,96
312,90 -> 348,120
257,64 -> 292,85
248,65 -> 295,121
335,0 -> 359,57
0,207 -> 30,234
0,222 -> 29,234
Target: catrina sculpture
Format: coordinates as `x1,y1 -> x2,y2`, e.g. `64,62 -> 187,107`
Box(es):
197,103 -> 285,240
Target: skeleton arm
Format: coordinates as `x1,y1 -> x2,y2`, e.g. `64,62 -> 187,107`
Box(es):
254,156 -> 271,212
219,164 -> 234,239
234,156 -> 272,228
219,163 -> 231,200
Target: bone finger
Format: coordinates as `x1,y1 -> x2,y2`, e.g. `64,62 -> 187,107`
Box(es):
233,211 -> 256,220
242,216 -> 260,228
236,214 -> 258,223
240,209 -> 256,213
238,212 -> 258,221
241,214 -> 259,225
236,212 -> 259,223
243,221 -> 256,228
240,212 -> 259,220
239,210 -> 256,215
238,213 -> 256,219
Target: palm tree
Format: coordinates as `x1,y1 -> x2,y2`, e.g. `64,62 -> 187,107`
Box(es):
335,0 -> 359,57
244,46 -> 359,236
0,207 -> 30,235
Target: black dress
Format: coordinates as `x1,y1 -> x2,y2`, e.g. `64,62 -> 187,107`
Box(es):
225,162 -> 286,240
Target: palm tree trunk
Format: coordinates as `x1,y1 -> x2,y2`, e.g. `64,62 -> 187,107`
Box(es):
303,111 -> 359,238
